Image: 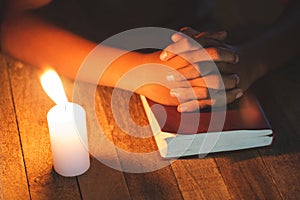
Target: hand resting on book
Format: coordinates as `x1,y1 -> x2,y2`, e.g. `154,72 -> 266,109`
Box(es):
160,27 -> 243,112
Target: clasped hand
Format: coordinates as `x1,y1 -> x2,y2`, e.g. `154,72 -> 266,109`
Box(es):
159,27 -> 243,112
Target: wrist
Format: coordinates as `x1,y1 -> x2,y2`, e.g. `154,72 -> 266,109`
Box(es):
237,41 -> 271,77
235,45 -> 269,90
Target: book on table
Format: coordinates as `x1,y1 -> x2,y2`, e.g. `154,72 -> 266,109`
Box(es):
140,92 -> 273,158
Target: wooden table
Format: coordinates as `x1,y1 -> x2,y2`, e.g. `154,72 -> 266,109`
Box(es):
0,53 -> 299,199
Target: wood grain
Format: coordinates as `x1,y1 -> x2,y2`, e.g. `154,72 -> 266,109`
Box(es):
68,81 -> 131,200
6,56 -> 81,199
97,87 -> 183,200
215,150 -> 281,199
0,55 -> 30,199
78,157 -> 131,200
171,158 -> 231,200
2,52 -> 300,199
253,62 -> 300,199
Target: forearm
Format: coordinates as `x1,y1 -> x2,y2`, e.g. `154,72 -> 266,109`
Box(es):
1,11 -> 152,90
1,12 -> 107,79
1,10 -> 186,106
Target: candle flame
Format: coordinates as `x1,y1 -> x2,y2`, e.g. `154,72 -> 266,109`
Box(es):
40,70 -> 68,105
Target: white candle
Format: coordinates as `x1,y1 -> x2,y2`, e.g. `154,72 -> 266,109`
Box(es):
41,70 -> 90,177
47,103 -> 90,176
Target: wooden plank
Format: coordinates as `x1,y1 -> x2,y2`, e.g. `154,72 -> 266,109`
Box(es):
0,54 -> 30,199
215,150 -> 281,199
171,158 -> 231,200
78,157 -> 131,200
6,56 -> 81,199
97,87 -> 183,200
253,63 -> 300,199
210,68 -> 296,200
68,82 -> 131,200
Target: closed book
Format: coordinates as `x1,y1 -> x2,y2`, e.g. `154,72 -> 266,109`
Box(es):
140,92 -> 273,158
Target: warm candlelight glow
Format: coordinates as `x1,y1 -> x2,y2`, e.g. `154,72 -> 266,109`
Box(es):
40,70 -> 68,105
40,69 -> 90,177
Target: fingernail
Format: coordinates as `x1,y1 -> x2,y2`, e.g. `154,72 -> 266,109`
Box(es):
171,32 -> 184,41
211,99 -> 216,105
194,32 -> 206,38
236,91 -> 243,99
234,55 -> 239,63
166,73 -> 175,81
160,51 -> 168,61
170,89 -> 180,97
233,74 -> 240,86
178,105 -> 188,112
218,31 -> 227,36
179,27 -> 189,32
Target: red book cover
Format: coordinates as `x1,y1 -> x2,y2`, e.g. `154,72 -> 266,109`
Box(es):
141,91 -> 273,157
146,92 -> 272,135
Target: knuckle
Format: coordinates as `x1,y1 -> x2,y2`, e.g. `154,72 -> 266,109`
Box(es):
206,75 -> 223,89
167,44 -> 177,53
175,70 -> 186,80
181,37 -> 193,49
191,100 -> 200,109
188,88 -> 198,100
194,68 -> 201,77
214,48 -> 222,59
203,88 -> 209,98
207,47 -> 220,60
181,37 -> 189,43
198,88 -> 209,99
197,100 -> 209,109
180,90 -> 189,100
188,65 -> 200,78
216,75 -> 224,89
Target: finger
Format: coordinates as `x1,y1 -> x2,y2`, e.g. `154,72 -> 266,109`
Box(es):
173,74 -> 222,90
195,38 -> 227,48
177,99 -> 215,112
176,89 -> 242,112
171,32 -> 185,42
177,88 -> 243,112
165,55 -> 190,70
166,64 -> 200,81
169,87 -> 209,101
176,73 -> 230,90
178,47 -> 238,64
160,37 -> 199,61
213,88 -> 244,107
180,27 -> 226,47
180,27 -> 227,41
161,32 -> 191,61
166,63 -> 214,81
192,75 -> 223,89
222,74 -> 240,89
226,88 -> 244,103
215,62 -> 237,74
196,31 -> 227,41
180,26 -> 200,37
187,74 -> 239,90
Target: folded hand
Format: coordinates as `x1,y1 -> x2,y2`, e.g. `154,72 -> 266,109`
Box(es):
160,27 -> 243,112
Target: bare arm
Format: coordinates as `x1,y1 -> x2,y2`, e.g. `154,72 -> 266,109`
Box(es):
1,0 -> 238,108
1,0 -> 136,86
1,0 -> 183,105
